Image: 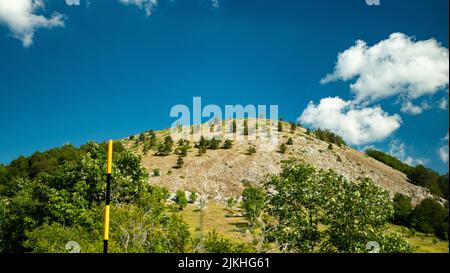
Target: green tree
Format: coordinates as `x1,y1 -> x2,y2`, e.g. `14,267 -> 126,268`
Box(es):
176,157 -> 184,169
290,122 -> 296,133
157,136 -> 174,156
175,190 -> 188,210
246,145 -> 256,155
278,120 -> 283,132
322,177 -> 397,253
244,119 -> 249,136
189,192 -> 197,204
264,164 -> 325,252
242,186 -> 266,227
279,144 -> 287,154
287,137 -> 293,145
392,193 -> 412,226
222,140 -> 233,149
410,198 -> 448,239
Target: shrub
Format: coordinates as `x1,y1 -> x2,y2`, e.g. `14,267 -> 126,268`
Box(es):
287,137 -> 293,145
175,190 -> 188,210
392,193 -> 412,226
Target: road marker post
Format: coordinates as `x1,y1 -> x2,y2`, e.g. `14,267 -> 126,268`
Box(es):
103,140 -> 113,253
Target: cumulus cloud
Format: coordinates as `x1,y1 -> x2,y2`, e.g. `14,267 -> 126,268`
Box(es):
118,0 -> 158,16
388,139 -> 427,166
299,97 -> 402,146
438,133 -> 449,163
321,33 -> 449,111
0,0 -> 66,47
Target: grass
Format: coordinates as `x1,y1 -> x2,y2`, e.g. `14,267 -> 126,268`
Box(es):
177,201 -> 449,253
177,201 -> 253,244
385,224 -> 449,253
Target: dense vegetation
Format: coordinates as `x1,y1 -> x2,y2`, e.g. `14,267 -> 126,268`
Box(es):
241,161 -> 412,253
366,149 -> 449,199
314,129 -> 346,147
393,193 -> 449,241
0,142 -> 191,253
0,135 -> 447,253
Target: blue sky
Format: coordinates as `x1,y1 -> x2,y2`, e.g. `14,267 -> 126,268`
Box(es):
0,0 -> 448,173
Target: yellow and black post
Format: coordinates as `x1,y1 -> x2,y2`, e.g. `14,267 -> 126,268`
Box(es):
103,140 -> 113,253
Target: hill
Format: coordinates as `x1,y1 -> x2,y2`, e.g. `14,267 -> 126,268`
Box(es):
122,119 -> 438,206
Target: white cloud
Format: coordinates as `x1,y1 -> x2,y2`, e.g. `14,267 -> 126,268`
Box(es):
388,139 -> 427,166
438,97 -> 448,110
0,0 -> 66,47
299,97 -> 402,146
439,146 -> 449,163
400,100 -> 429,115
321,33 -> 449,111
118,0 -> 158,16
211,0 -> 219,8
438,133 -> 449,163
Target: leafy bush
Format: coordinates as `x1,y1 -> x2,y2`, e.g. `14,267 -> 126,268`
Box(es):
410,198 -> 448,240
314,129 -> 346,147
264,162 -> 410,253
392,193 -> 412,226
175,190 -> 188,210
222,140 -> 233,149
242,186 -> 266,227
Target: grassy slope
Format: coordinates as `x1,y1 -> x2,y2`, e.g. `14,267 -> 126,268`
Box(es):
178,201 -> 449,253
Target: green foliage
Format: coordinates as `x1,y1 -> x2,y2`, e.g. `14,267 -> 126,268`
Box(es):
366,149 -> 448,199
175,190 -> 188,210
193,230 -> 254,253
366,149 -> 412,173
157,136 -> 174,156
410,198 -> 448,240
176,157 -> 184,169
0,142 -> 164,252
227,197 -> 236,209
290,122 -> 296,133
286,137 -> 293,145
322,177 -> 395,253
244,119 -> 249,136
246,145 -> 256,155
392,193 -> 412,226
279,143 -> 287,154
208,138 -> 221,150
232,119 -> 237,133
189,192 -> 197,204
327,143 -> 333,150
242,186 -> 266,227
222,140 -> 233,149
314,129 -> 346,147
278,120 -> 283,132
153,169 -> 160,176
407,165 -> 446,197
24,222 -> 102,253
263,163 -> 411,253
265,164 -> 325,252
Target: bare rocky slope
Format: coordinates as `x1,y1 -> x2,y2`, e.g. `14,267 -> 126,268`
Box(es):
121,119 -> 437,206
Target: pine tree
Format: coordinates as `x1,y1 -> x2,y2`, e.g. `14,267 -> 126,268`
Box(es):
279,143 -> 287,153
287,137 -> 293,145
176,157 -> 184,168
223,139 -> 233,149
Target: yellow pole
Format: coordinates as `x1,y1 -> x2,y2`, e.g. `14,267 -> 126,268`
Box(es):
103,140 -> 113,253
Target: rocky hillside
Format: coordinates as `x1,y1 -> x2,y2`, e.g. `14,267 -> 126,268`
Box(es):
122,119 -> 436,205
